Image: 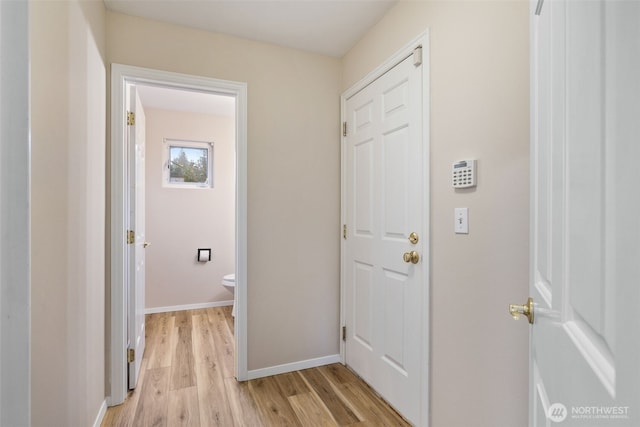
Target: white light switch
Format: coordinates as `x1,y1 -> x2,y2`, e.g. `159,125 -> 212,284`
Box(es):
455,208 -> 469,234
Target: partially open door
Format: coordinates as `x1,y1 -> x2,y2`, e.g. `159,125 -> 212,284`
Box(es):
517,1 -> 640,425
127,85 -> 147,389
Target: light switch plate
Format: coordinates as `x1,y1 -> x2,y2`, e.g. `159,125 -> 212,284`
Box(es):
455,208 -> 469,234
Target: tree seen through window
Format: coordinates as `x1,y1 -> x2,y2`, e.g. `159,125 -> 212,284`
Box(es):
169,146 -> 208,183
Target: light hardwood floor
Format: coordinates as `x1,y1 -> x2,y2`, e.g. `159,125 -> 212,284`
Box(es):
102,307 -> 410,427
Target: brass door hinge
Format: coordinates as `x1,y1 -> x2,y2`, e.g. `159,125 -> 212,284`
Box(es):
343,224 -> 347,240
127,348 -> 135,363
127,111 -> 135,126
343,122 -> 347,137
342,326 -> 347,341
127,230 -> 135,244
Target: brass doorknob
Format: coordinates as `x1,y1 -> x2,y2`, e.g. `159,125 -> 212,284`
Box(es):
403,251 -> 420,264
509,297 -> 534,324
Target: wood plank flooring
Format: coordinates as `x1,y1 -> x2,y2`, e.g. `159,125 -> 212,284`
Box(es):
102,307 -> 409,427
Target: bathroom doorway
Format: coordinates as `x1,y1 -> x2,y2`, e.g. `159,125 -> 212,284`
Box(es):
109,64 -> 248,406
135,85 -> 236,314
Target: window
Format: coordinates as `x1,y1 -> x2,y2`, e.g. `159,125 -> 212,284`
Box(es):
164,139 -> 213,188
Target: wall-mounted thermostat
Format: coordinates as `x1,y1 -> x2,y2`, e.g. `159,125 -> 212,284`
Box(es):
452,159 -> 476,188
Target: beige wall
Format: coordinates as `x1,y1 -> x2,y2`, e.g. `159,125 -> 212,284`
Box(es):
24,0 -> 531,424
107,12 -> 343,370
343,2 -> 530,426
30,0 -> 106,425
145,108 -> 236,309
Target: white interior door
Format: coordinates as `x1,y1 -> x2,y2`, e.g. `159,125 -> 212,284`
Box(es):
343,50 -> 426,425
127,85 -> 146,389
529,0 -> 640,425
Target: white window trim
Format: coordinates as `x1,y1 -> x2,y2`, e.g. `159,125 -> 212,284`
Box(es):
163,138 -> 214,188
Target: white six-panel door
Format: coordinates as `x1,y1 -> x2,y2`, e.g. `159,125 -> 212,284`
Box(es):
344,50 -> 426,425
530,0 -> 640,425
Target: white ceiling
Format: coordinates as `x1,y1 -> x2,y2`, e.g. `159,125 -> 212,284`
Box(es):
136,85 -> 236,116
103,0 -> 398,58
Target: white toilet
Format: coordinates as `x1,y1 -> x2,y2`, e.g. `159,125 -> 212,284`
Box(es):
221,273 -> 235,317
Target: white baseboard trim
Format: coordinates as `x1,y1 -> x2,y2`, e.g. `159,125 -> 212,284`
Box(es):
247,354 -> 341,380
92,399 -> 107,427
145,300 -> 233,314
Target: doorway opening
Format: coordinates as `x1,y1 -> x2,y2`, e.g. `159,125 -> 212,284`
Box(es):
135,84 -> 237,316
109,64 -> 248,406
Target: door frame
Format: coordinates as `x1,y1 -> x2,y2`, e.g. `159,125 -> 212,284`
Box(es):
0,1 -> 30,424
108,64 -> 248,405
339,31 -> 431,426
